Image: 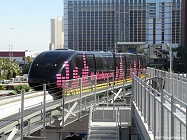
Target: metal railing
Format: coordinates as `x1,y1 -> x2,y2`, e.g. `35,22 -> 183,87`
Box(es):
87,105 -> 131,140
148,67 -> 187,104
0,72 -> 136,140
132,72 -> 187,140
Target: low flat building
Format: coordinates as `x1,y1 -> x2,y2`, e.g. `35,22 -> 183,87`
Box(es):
0,50 -> 39,64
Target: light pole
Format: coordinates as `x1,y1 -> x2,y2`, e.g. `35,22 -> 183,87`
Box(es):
166,43 -> 172,73
10,28 -> 14,62
166,43 -> 173,96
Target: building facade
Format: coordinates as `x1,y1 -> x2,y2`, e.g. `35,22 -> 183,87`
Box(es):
50,17 -> 64,50
181,0 -> 187,46
146,0 -> 181,50
64,0 -> 181,51
0,50 -> 39,65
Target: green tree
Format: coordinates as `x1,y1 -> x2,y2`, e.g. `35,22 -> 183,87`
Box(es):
26,56 -> 32,64
175,46 -> 187,72
0,58 -> 22,80
22,56 -> 26,68
22,56 -> 33,74
176,46 -> 187,58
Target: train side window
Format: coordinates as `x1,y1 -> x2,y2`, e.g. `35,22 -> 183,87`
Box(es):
142,56 -> 146,68
99,57 -> 103,70
122,55 -> 126,70
131,55 -> 135,64
72,57 -> 76,69
125,55 -> 130,69
75,55 -> 83,69
102,57 -> 107,70
86,55 -> 95,69
107,57 -> 114,69
96,57 -> 102,70
139,56 -> 143,68
95,57 -> 99,70
116,56 -> 120,68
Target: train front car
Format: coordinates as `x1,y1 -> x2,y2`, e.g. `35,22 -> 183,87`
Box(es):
28,49 -> 77,99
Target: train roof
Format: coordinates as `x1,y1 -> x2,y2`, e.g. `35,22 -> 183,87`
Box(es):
52,49 -> 113,55
49,49 -> 145,57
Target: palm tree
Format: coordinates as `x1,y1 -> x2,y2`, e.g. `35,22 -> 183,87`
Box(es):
26,56 -> 32,64
1,58 -> 22,80
22,56 -> 33,74
11,61 -> 22,77
12,59 -> 18,64
22,56 -> 26,68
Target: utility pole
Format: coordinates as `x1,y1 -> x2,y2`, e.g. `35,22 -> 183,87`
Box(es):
10,28 -> 14,62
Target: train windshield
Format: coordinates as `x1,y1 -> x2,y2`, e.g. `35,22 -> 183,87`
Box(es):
38,52 -> 67,67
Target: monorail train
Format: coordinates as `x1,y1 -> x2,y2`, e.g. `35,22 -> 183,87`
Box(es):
28,49 -> 147,98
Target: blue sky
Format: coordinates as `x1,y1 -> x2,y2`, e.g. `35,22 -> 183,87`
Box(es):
0,0 -> 63,53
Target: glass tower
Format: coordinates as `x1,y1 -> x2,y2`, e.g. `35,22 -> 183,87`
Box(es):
64,0 -> 181,51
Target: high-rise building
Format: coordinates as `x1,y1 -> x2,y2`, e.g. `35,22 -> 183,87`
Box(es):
64,0 -> 181,51
64,0 -> 147,51
146,0 -> 181,49
50,17 -> 64,50
182,0 -> 187,46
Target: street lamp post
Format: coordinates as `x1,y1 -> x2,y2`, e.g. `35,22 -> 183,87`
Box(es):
166,43 -> 172,73
166,43 -> 173,96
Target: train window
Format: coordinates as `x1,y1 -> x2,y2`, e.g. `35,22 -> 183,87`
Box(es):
71,57 -> 76,69
102,57 -> 108,70
86,55 -> 95,70
75,55 -> 83,69
39,56 -> 55,67
115,56 -> 120,68
96,57 -> 99,70
139,55 -> 143,68
96,57 -> 102,70
131,55 -> 136,64
107,57 -> 114,69
142,56 -> 147,68
125,55 -> 131,69
121,55 -> 126,70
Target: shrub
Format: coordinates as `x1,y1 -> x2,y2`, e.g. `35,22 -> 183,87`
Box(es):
14,84 -> 31,94
0,85 -> 6,90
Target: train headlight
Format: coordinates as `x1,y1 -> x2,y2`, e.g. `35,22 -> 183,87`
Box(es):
54,64 -> 57,67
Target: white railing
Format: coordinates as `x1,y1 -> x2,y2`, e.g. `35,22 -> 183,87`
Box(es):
0,73 -> 135,139
132,72 -> 187,140
87,106 -> 93,140
148,67 -> 187,104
